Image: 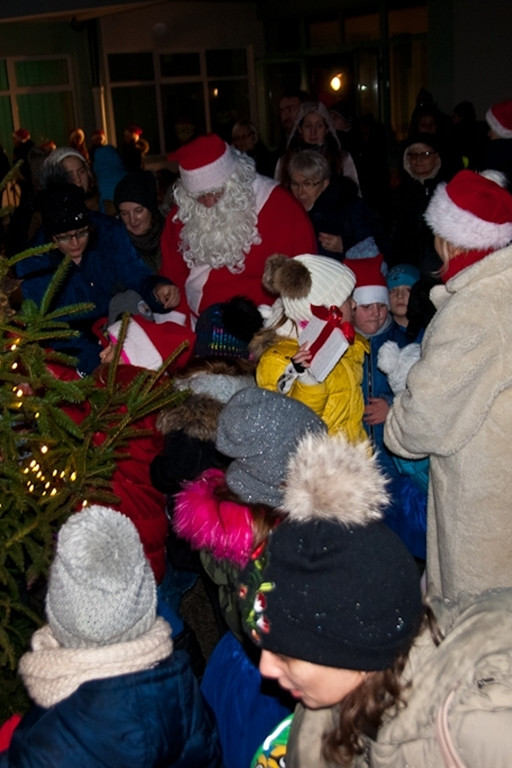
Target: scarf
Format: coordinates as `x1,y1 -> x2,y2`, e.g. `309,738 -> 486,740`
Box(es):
442,248 -> 494,282
19,617 -> 173,708
128,214 -> 164,272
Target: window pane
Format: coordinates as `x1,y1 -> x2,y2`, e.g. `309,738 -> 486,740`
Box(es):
206,49 -> 247,78
16,60 -> 69,87
260,61 -> 303,149
108,53 -> 154,83
161,82 -> 206,152
357,50 -> 380,117
0,96 -> 13,155
111,85 -> 158,154
209,79 -> 250,142
0,61 -> 8,91
160,53 -> 201,78
18,91 -> 75,147
389,39 -> 428,141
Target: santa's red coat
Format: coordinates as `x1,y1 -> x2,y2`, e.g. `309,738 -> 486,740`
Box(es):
47,363 -> 169,584
160,177 -> 316,324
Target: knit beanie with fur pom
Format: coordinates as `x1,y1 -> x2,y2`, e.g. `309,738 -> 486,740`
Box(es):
263,253 -> 355,324
239,431 -> 423,670
46,506 -> 156,648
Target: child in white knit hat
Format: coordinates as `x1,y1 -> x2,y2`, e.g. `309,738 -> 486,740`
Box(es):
0,505 -> 221,767
253,253 -> 369,442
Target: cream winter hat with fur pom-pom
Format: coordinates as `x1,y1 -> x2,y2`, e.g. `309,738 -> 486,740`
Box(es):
263,253 -> 355,324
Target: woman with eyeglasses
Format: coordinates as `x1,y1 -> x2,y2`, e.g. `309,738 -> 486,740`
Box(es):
288,150 -> 388,260
389,132 -> 448,273
17,183 -> 180,376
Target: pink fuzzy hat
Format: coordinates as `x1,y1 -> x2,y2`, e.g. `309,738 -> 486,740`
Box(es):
174,468 -> 256,568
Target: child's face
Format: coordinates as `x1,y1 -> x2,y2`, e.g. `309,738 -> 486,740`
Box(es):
389,284 -> 411,322
354,302 -> 388,335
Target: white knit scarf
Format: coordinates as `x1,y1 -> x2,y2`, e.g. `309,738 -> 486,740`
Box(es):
19,617 -> 173,708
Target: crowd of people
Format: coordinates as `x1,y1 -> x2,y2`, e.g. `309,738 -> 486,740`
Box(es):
2,92 -> 512,767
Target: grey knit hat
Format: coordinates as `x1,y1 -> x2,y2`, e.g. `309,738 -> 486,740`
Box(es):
46,506 -> 156,648
216,387 -> 327,507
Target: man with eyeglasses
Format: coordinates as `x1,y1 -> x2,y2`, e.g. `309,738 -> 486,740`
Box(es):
17,183 -> 180,375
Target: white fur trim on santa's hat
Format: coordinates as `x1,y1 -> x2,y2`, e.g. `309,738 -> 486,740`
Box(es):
424,173 -> 512,251
108,319 -> 163,371
486,100 -> 512,139
353,285 -> 389,307
173,135 -> 238,195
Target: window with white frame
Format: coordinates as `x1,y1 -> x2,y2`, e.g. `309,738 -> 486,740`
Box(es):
107,47 -> 251,156
0,56 -> 75,156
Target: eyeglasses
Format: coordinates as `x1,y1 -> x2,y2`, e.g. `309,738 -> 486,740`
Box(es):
194,189 -> 225,205
290,179 -> 323,191
54,227 -> 90,244
406,150 -> 437,161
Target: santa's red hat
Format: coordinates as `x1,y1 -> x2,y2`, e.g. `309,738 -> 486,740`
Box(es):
108,316 -> 194,371
344,253 -> 389,307
485,100 -> 512,139
168,133 -> 237,195
424,169 -> 512,251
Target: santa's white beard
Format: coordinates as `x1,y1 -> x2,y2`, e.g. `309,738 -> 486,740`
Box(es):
173,158 -> 262,272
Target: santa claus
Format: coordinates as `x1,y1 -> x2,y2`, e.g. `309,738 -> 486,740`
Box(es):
160,133 -> 316,327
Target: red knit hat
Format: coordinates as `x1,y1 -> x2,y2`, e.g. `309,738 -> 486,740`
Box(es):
485,100 -> 512,139
108,316 -> 194,371
168,133 -> 237,195
424,169 -> 512,251
344,254 -> 389,307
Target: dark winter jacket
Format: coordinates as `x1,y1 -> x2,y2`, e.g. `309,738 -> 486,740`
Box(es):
389,173 -> 444,273
17,211 -> 171,374
1,649 -> 221,768
308,178 -> 389,259
360,317 -> 427,559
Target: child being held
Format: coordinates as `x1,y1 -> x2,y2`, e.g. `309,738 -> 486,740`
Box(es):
253,253 -> 369,442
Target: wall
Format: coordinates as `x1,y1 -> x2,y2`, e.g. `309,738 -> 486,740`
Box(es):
100,2 -> 264,54
428,0 -> 512,121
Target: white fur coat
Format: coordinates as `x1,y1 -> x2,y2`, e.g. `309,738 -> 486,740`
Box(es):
385,244 -> 512,599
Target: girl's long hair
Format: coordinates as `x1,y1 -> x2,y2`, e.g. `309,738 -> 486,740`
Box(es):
322,604 -> 441,765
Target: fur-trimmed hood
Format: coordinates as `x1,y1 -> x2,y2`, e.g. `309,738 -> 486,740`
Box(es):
157,357 -> 256,440
156,395 -> 223,442
281,431 -> 388,524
